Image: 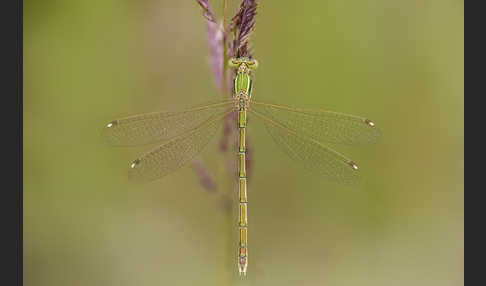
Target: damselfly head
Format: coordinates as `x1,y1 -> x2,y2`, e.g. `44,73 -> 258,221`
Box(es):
229,57 -> 258,70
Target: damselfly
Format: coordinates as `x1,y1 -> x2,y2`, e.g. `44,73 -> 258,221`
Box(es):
102,58 -> 381,276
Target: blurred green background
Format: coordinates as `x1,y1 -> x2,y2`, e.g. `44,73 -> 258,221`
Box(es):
24,0 -> 463,285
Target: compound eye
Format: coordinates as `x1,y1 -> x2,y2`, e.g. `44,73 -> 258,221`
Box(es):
229,58 -> 240,68
248,59 -> 259,69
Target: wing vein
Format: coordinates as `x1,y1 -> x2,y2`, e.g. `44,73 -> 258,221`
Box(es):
128,109 -> 235,182
248,107 -> 360,184
250,100 -> 381,146
102,100 -> 235,146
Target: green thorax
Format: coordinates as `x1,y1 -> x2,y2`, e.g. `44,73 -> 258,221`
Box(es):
234,64 -> 253,98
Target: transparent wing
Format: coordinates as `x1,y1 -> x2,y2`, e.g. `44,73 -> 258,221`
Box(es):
249,108 -> 360,184
128,109 -> 235,183
102,100 -> 234,146
250,101 -> 381,146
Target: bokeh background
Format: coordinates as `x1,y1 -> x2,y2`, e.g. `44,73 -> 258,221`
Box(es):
24,1 -> 463,285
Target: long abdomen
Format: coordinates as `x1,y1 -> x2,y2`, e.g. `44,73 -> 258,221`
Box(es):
237,108 -> 248,275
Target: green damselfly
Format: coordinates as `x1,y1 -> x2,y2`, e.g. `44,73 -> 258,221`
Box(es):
102,57 -> 381,275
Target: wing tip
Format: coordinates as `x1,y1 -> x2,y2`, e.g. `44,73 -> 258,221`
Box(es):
347,160 -> 359,170
130,158 -> 141,169
127,158 -> 170,184
363,118 -> 383,144
364,119 -> 376,127
100,120 -> 121,146
127,159 -> 151,184
106,120 -> 119,128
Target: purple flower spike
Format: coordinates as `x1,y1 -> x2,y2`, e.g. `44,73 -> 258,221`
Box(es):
192,159 -> 217,193
197,0 -> 224,90
230,0 -> 258,57
197,0 -> 217,23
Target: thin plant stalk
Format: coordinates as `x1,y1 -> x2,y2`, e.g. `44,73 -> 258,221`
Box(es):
197,0 -> 259,280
